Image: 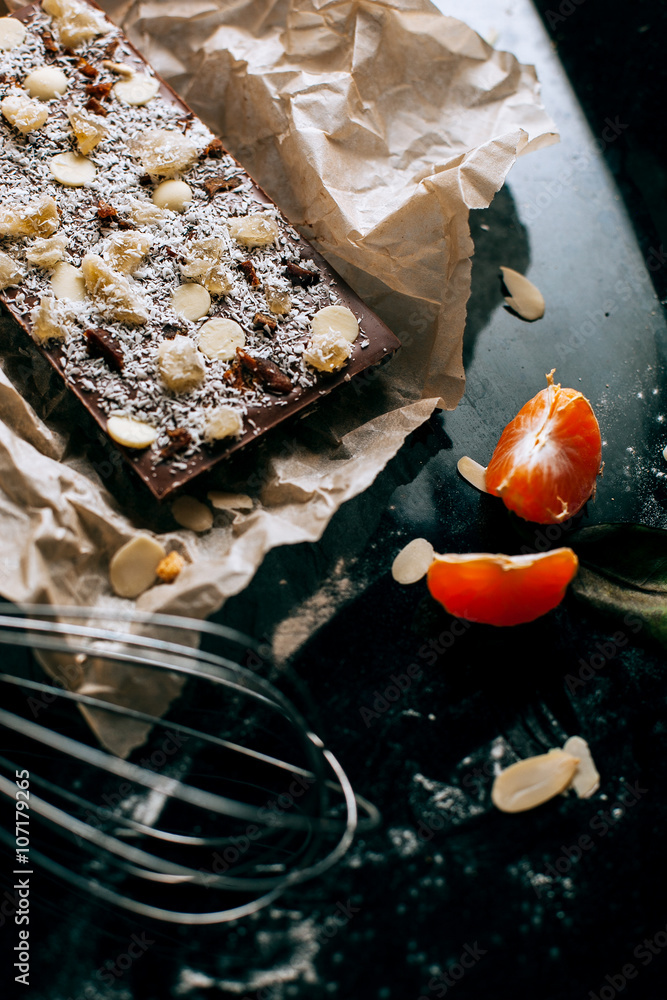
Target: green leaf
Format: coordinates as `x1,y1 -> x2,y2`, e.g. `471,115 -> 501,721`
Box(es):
568,523 -> 667,648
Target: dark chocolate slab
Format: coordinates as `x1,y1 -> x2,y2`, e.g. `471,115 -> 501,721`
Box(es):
1,1 -> 400,499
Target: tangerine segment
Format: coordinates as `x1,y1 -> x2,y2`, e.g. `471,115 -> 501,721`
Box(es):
426,548 -> 578,626
486,372 -> 602,524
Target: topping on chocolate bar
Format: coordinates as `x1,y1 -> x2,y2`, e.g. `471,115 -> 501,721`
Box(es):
96,199 -> 117,222
51,261 -> 86,301
24,64 -> 68,99
157,335 -> 206,393
1,90 -> 49,133
43,0 -> 110,49
81,253 -> 149,324
85,80 -> 112,101
107,415 -> 158,449
236,347 -> 293,395
67,104 -> 108,153
85,327 -> 124,372
30,294 -> 70,343
204,405 -> 244,442
198,318 -> 245,361
253,311 -> 277,333
131,128 -> 199,177
0,17 -> 26,52
152,179 -> 192,212
0,250 -> 24,290
285,261 -> 320,287
239,259 -> 260,287
160,427 -> 192,459
228,214 -> 279,248
204,175 -> 242,198
114,73 -> 159,107
49,150 -> 96,186
85,95 -> 107,116
26,232 -> 68,267
76,58 -> 97,79
0,195 -> 60,237
201,138 -> 224,159
171,283 -> 211,322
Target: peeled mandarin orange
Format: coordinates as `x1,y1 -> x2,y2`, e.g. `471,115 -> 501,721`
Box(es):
486,370 -> 602,524
426,547 -> 578,626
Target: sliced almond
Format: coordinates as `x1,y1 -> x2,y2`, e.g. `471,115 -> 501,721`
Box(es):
107,415 -> 158,449
171,496 -> 213,533
500,266 -> 545,322
0,17 -> 27,51
109,534 -> 166,599
198,318 -> 245,361
49,151 -> 96,187
171,283 -> 211,322
157,334 -> 206,393
24,66 -> 68,100
114,74 -> 159,107
457,456 -> 489,493
203,405 -> 244,442
391,538 -> 435,585
102,60 -> 134,77
562,736 -> 600,799
491,750 -> 580,813
227,214 -> 279,248
207,491 -> 253,511
152,179 -> 192,212
311,304 -> 359,344
50,261 -> 86,301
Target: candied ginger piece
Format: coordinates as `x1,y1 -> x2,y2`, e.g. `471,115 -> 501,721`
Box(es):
104,232 -> 152,274
67,105 -> 108,154
131,129 -> 198,178
30,295 -> 70,343
180,238 -> 233,294
26,233 -> 69,267
125,197 -> 168,227
81,253 -> 149,325
0,250 -> 24,290
43,0 -> 110,47
0,195 -> 60,238
1,92 -> 49,134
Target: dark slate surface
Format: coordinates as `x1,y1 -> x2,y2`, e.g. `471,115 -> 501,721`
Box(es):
2,1 -> 667,998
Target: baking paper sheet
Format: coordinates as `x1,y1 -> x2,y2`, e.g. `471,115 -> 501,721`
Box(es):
0,0 -> 557,754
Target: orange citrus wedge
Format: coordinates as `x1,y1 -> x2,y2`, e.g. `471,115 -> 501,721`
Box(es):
426,547 -> 579,626
486,370 -> 602,524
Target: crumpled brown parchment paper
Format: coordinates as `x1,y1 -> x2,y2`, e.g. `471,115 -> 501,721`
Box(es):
0,0 -> 557,755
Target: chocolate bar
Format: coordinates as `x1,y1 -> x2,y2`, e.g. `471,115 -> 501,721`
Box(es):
0,0 -> 400,499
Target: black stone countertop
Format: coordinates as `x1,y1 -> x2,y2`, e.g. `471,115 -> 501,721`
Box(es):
2,1 -> 667,998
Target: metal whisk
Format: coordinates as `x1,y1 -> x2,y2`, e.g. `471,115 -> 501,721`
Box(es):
0,604 -> 379,924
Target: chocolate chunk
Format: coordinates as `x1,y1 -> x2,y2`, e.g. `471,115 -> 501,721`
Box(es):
85,81 -> 113,101
204,175 -> 242,199
201,138 -> 225,159
138,174 -> 152,187
85,96 -> 108,116
160,427 -> 192,459
96,199 -> 117,221
253,311 -> 278,333
237,348 -> 293,395
77,59 -> 98,80
285,261 -> 320,287
85,328 -> 124,372
117,219 -> 136,230
41,30 -> 58,53
239,260 -> 260,287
